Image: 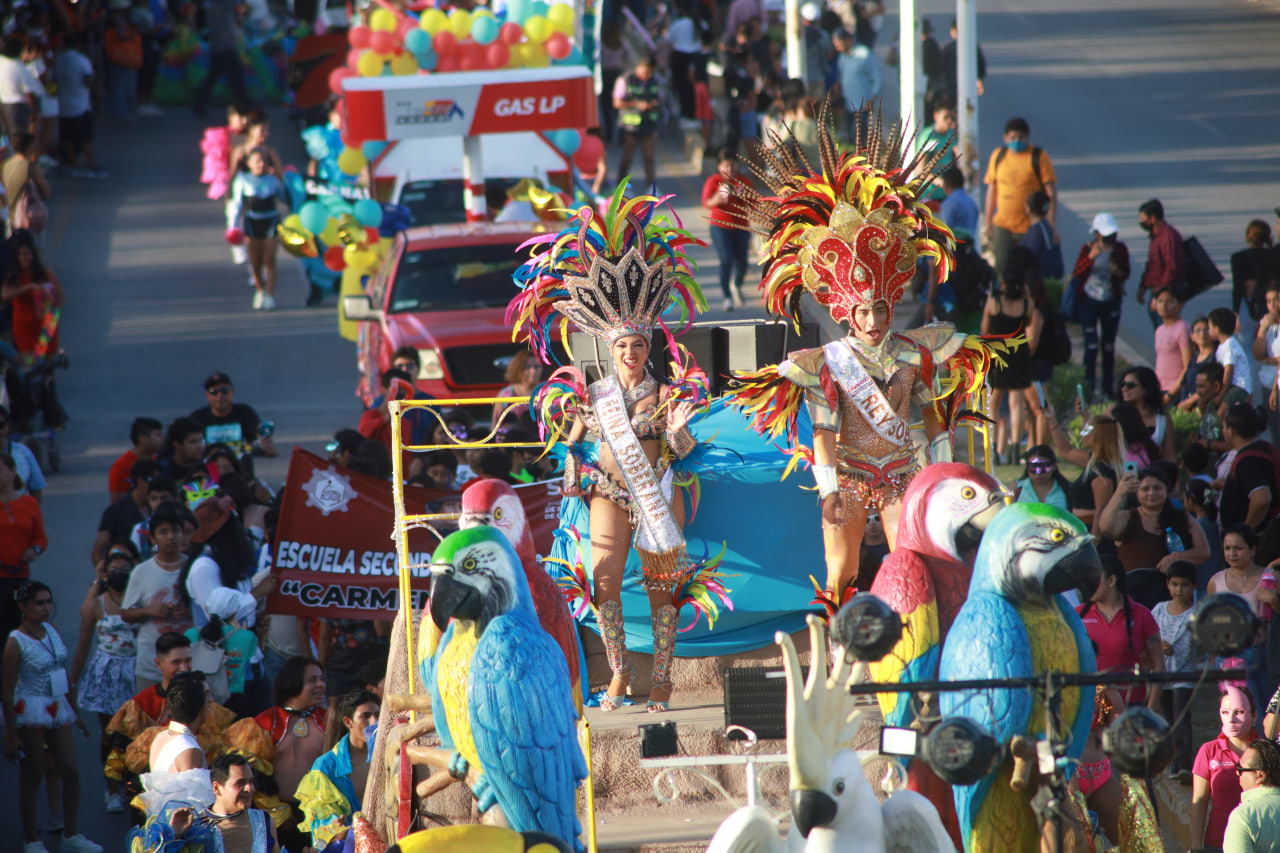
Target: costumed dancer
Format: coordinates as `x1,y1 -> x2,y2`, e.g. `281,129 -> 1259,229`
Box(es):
507,185 -> 707,712
726,106 -> 1021,606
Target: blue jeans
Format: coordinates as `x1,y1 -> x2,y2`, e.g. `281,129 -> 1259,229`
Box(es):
1078,294 -> 1121,395
108,65 -> 137,119
710,225 -> 751,299
263,646 -> 291,688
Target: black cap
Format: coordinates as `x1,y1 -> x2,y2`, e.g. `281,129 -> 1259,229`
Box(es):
326,428 -> 364,455
203,372 -> 233,390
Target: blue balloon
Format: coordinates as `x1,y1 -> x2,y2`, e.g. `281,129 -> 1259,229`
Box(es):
551,46 -> 587,67
548,129 -> 580,156
507,0 -> 530,24
378,203 -> 413,236
354,198 -> 384,228
471,14 -> 500,44
531,1 -> 549,18
415,47 -> 437,71
300,201 -> 329,235
362,140 -> 388,161
403,27 -> 430,54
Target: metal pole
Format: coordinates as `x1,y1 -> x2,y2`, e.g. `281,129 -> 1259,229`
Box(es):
785,0 -> 805,83
955,0 -> 980,200
898,0 -> 916,127
463,135 -> 486,224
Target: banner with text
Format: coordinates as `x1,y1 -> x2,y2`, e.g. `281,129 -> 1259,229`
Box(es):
267,448 -> 563,619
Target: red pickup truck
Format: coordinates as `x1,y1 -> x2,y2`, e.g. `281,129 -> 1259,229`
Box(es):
342,222 -> 542,410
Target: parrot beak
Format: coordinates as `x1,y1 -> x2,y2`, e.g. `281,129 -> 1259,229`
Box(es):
458,511 -> 490,530
790,788 -> 837,837
430,571 -> 484,630
955,491 -> 1007,554
1043,539 -> 1102,599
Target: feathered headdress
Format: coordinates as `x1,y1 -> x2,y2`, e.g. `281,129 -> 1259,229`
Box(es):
733,102 -> 956,326
506,184 -> 706,363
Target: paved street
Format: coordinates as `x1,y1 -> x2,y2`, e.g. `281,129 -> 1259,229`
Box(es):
3,0 -> 1279,848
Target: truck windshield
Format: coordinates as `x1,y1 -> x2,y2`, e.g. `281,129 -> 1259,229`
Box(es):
399,179 -> 523,227
387,242 -> 526,313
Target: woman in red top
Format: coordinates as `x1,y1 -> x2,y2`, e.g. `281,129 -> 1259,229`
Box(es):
1075,554 -> 1165,711
0,451 -> 47,641
1192,687 -> 1256,850
1,229 -> 64,359
701,149 -> 752,311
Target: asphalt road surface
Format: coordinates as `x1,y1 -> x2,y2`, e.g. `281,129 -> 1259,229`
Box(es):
3,0 -> 1278,849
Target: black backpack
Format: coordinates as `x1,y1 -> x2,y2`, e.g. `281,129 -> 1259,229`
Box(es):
948,239 -> 996,312
1037,298 -> 1071,366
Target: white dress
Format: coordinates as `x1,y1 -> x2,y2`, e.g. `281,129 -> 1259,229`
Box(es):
138,722 -> 215,815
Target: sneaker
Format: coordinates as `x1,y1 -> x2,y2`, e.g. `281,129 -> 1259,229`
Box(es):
137,103 -> 164,117
105,793 -> 124,814
46,812 -> 63,833
61,835 -> 103,853
262,295 -> 277,311
732,288 -> 746,308
252,290 -> 265,310
721,298 -> 733,311
24,842 -> 49,853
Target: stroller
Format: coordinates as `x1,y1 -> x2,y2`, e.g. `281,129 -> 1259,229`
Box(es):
0,341 -> 68,473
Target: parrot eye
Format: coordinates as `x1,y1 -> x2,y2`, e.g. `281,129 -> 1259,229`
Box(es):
833,779 -> 845,795
1049,528 -> 1067,544
461,556 -> 478,572
493,507 -> 504,521
960,486 -> 976,500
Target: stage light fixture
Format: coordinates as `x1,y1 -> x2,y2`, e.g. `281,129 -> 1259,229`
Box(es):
880,726 -> 921,758
831,595 -> 902,663
639,722 -> 678,759
1102,708 -> 1173,778
922,717 -> 1002,786
1192,593 -> 1258,657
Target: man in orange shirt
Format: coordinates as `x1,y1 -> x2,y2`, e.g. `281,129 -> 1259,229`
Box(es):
982,116 -> 1058,279
108,417 -> 163,502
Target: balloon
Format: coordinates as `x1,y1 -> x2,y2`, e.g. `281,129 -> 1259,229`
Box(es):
225,227 -> 245,246
470,14 -> 500,44
369,8 -> 397,31
369,29 -> 396,54
323,245 -> 346,271
415,47 -> 438,70
499,21 -> 524,45
432,30 -> 457,55
436,54 -> 460,72
447,9 -> 472,39
522,41 -> 548,66
551,45 -> 587,67
320,217 -> 342,246
396,16 -> 417,40
279,218 -> 320,258
357,50 -> 384,77
523,14 -> 549,41
337,147 -> 368,175
328,66 -> 353,95
361,140 -> 388,161
344,245 -> 379,272
336,213 -> 366,246
365,226 -> 380,244
574,133 -> 604,171
545,31 -> 571,59
300,201 -> 329,234
531,1 -> 549,17
346,49 -> 362,71
419,8 -> 447,33
390,51 -> 418,75
484,42 -> 510,68
348,25 -> 372,48
403,28 -> 430,54
547,3 -> 574,34
506,0 -> 530,24
354,198 -> 384,228
458,41 -> 483,71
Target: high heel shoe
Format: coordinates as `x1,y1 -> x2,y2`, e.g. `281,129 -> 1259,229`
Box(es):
600,664 -> 633,712
647,604 -> 678,713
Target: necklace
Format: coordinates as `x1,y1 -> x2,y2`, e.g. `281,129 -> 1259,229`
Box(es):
622,374 -> 657,407
155,555 -> 183,569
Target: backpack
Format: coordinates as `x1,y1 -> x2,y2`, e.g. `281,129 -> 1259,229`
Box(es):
993,145 -> 1045,189
1037,299 -> 1071,366
192,633 -> 231,704
1230,444 -> 1280,525
948,239 -> 996,312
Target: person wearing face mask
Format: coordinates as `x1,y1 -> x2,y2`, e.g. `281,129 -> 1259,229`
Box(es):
1135,198 -> 1187,329
982,117 -> 1058,280
1192,687 -> 1258,851
69,547 -> 141,813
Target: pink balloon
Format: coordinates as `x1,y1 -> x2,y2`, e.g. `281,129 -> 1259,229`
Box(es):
346,49 -> 362,71
396,17 -> 416,40
545,32 -> 571,60
499,21 -> 524,45
329,66 -> 354,95
485,42 -> 510,68
458,41 -> 484,70
573,133 -> 604,172
432,30 -> 458,55
436,54 -> 460,72
348,25 -> 372,49
369,29 -> 397,54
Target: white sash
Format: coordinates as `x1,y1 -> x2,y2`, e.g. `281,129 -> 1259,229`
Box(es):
823,339 -> 909,446
590,376 -> 685,556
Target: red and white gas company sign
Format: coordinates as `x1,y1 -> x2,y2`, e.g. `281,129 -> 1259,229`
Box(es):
343,67 -> 597,143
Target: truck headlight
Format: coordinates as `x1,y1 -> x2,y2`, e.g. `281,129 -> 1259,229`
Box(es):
417,349 -> 445,380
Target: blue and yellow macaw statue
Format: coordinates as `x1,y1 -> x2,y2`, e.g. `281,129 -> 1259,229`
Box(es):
938,504 -> 1101,853
428,526 -> 588,852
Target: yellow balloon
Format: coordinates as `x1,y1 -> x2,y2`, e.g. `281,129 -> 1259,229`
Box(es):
447,9 -> 472,38
283,213 -> 305,232
390,51 -> 418,75
547,4 -> 574,34
320,217 -> 342,246
419,7 -> 447,33
369,7 -> 397,32
523,41 -> 549,66
357,50 -> 385,77
336,147 -> 368,176
523,14 -> 549,42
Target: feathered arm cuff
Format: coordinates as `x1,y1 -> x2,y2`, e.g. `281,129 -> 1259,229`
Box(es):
930,331 -> 1027,432
725,364 -> 806,448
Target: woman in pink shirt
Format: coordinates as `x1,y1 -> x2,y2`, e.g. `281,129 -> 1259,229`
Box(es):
1153,289 -> 1191,405
1192,687 -> 1256,849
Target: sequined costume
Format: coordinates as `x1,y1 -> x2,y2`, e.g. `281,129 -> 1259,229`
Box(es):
725,105 -> 1021,600
507,185 -> 710,712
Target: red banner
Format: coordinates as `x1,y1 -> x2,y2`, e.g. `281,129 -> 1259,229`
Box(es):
267,448 -> 563,619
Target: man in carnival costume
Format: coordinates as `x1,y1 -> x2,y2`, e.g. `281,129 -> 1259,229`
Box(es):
729,107 -> 1019,609
507,187 -> 723,712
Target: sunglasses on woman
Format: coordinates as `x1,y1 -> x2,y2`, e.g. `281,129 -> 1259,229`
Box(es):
1027,460 -> 1054,474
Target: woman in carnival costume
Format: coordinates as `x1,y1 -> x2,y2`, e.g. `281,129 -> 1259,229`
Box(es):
507,186 -> 709,713
727,105 -> 1021,609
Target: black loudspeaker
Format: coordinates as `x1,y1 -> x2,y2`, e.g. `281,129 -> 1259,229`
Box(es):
639,722 -> 679,758
723,666 -> 808,740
